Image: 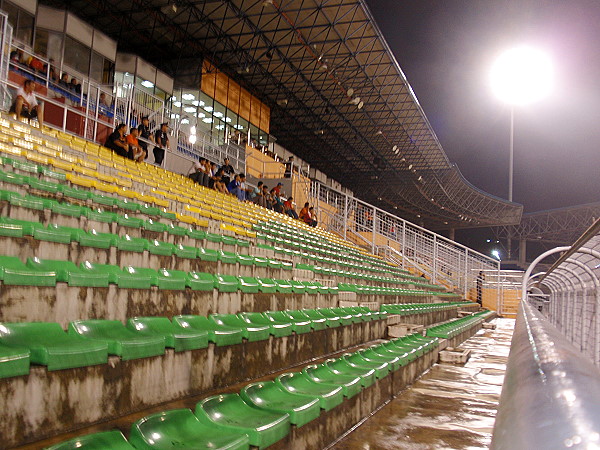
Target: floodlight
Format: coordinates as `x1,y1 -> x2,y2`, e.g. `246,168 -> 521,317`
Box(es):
491,46 -> 553,106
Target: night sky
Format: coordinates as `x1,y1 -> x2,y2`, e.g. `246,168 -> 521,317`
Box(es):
365,0 -> 600,214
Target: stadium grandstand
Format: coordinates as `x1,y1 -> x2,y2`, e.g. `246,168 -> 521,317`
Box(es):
0,1 -> 598,449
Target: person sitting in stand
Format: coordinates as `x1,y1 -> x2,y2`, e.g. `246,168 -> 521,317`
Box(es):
10,80 -> 44,127
98,93 -> 111,114
299,202 -> 311,223
59,73 -> 69,89
263,185 -> 273,210
227,174 -> 243,200
104,123 -> 131,159
238,174 -> 253,201
307,206 -> 318,227
271,188 -> 284,213
213,170 -> 229,194
125,127 -> 146,162
209,168 -> 223,190
249,181 -> 263,205
70,78 -> 82,96
28,56 -> 44,73
283,196 -> 298,219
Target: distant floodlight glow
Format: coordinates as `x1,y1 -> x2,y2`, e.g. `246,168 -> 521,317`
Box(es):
491,249 -> 501,260
491,47 -> 553,106
189,135 -> 197,144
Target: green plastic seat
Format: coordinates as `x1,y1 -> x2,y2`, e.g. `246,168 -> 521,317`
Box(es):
253,256 -> 268,268
236,254 -> 254,266
238,276 -> 260,293
45,430 -> 135,450
140,204 -> 161,216
289,280 -> 307,294
124,266 -> 186,290
276,372 -> 344,411
241,381 -> 320,427
0,170 -> 27,186
331,307 -> 361,324
198,247 -> 219,262
236,238 -> 250,248
302,364 -> 362,398
173,315 -> 243,346
0,217 -> 43,237
116,199 -> 141,212
210,314 -> 270,342
127,317 -> 208,352
267,259 -> 282,270
218,250 -> 238,264
186,272 -> 216,291
0,255 -> 56,286
79,229 -> 118,249
51,202 -> 87,218
33,224 -> 82,244
205,232 -> 222,244
129,408 -> 249,450
0,342 -> 29,378
303,309 -> 341,328
28,177 -> 60,193
69,319 -> 165,360
267,311 -> 312,334
26,257 -> 110,287
342,353 -> 391,378
85,208 -> 117,223
221,235 -> 237,246
195,394 -> 290,448
149,240 -> 176,256
10,194 -> 52,210
257,277 -> 277,293
91,193 -> 116,206
174,243 -> 197,259
166,223 -> 188,236
117,235 -> 150,253
0,322 -> 108,370
159,210 -> 177,220
215,274 -> 239,293
302,281 -> 320,294
358,347 -> 403,371
116,214 -> 144,229
286,310 -> 327,331
186,228 -> 206,240
78,261 -> 153,289
379,341 -> 418,362
274,279 -> 293,294
39,166 -> 67,181
237,312 -> 293,338
324,358 -> 376,387
143,219 -> 167,232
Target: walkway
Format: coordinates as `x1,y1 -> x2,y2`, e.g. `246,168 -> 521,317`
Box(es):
331,318 -> 515,450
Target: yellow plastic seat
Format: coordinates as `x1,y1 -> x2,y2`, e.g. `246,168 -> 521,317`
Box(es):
95,172 -> 115,184
93,180 -> 118,193
23,134 -> 43,145
77,158 -> 97,170
67,173 -> 94,188
0,143 -> 23,156
49,158 -> 73,172
24,153 -> 48,165
44,140 -> 63,152
10,137 -> 34,151
34,145 -> 58,157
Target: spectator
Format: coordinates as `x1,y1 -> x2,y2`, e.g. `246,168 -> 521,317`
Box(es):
272,182 -> 283,197
10,79 -> 44,128
227,174 -> 242,199
9,49 -> 20,63
249,181 -> 263,205
284,156 -> 294,178
98,93 -> 111,113
283,196 -> 298,219
299,202 -> 311,223
263,185 -> 273,210
28,56 -> 44,73
153,122 -> 169,166
220,157 -> 235,185
189,160 -> 206,185
271,188 -> 284,213
239,173 -> 252,201
308,206 -> 318,227
70,78 -> 82,96
104,123 -> 131,159
48,59 -> 58,82
126,127 -> 146,162
59,73 -> 69,88
137,116 -> 152,158
213,171 -> 228,194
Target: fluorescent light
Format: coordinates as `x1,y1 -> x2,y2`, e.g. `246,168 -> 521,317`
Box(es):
141,80 -> 154,88
214,111 -> 223,118
181,119 -> 189,124
184,107 -> 196,113
196,112 -> 206,118
173,101 -> 181,107
204,106 -> 213,112
202,118 -> 213,123
225,117 -> 232,123
192,100 -> 200,106
182,93 -> 195,100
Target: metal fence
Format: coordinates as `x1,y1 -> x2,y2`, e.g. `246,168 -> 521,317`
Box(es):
522,218 -> 600,366
309,180 -> 501,299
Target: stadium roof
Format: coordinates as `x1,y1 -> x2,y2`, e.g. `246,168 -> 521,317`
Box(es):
43,0 -> 523,229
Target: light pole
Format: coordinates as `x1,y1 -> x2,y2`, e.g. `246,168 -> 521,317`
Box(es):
491,46 -> 553,258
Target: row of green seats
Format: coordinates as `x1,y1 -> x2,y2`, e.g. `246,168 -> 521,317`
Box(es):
0,307 -> 386,378
380,301 -> 474,315
46,332 -> 437,449
338,282 -> 452,297
425,310 -> 491,339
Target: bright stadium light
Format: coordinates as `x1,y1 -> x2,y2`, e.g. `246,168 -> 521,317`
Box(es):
490,46 -> 553,207
491,249 -> 501,261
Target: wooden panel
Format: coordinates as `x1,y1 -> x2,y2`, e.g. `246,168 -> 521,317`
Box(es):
239,88 -> 251,121
227,80 -> 240,114
249,95 -> 261,128
201,61 -> 216,97
215,72 -> 229,106
260,102 -> 270,133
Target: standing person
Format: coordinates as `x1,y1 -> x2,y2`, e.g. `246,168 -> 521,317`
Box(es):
10,80 -> 44,127
220,157 -> 235,185
153,122 -> 169,166
284,156 -> 294,178
137,116 -> 152,159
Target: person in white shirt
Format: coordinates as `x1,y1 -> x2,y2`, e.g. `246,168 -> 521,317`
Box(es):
10,80 -> 44,127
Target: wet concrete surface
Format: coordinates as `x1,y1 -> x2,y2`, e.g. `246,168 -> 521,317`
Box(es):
330,318 -> 514,450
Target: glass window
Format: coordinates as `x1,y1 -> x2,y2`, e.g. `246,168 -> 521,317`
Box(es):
90,51 -> 104,83
249,124 -> 259,147
34,29 -> 48,56
3,1 -> 33,45
63,36 -> 90,77
102,58 -> 115,84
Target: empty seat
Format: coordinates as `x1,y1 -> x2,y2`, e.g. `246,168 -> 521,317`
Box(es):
128,408 -> 249,450
195,394 -> 290,448
68,320 -> 165,360
341,353 -> 390,379
210,314 -> 270,342
240,380 -> 320,427
173,315 -> 243,346
0,322 -> 107,370
275,372 -> 344,412
127,317 -> 209,352
266,311 -> 312,334
237,312 -> 293,338
79,262 -> 153,289
27,257 -> 110,287
0,255 -> 56,286
302,364 -> 362,398
324,358 -> 376,387
303,309 -> 342,328
0,341 -> 29,378
46,430 -> 135,449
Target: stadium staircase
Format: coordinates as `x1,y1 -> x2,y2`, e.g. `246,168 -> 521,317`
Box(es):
0,114 -> 496,449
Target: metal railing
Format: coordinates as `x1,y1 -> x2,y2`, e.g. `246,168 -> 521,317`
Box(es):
522,218 -> 600,366
491,299 -> 600,449
309,180 -> 501,298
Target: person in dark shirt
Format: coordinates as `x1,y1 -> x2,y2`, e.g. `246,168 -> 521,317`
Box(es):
70,78 -> 82,96
220,157 -> 235,185
153,122 -> 169,165
137,116 -> 152,159
59,73 -> 69,88
104,123 -> 132,159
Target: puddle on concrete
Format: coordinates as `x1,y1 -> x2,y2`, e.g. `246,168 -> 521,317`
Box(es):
331,318 -> 515,450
